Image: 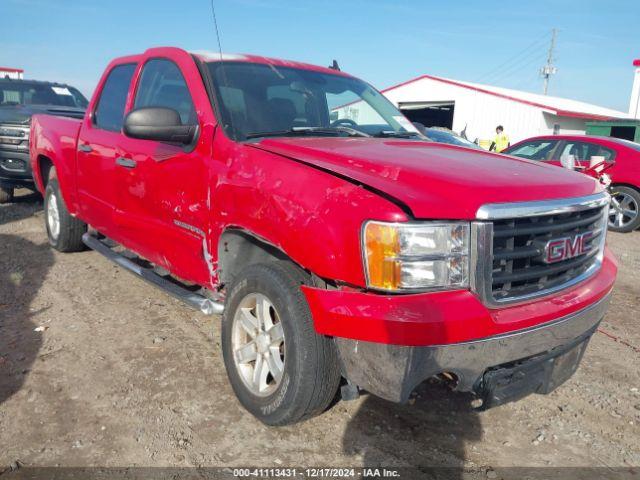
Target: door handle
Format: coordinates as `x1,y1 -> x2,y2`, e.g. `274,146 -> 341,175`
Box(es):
78,144 -> 93,153
116,157 -> 137,169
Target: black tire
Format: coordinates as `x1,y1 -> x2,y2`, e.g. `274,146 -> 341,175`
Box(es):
44,176 -> 87,252
221,261 -> 341,425
0,186 -> 14,204
608,186 -> 640,233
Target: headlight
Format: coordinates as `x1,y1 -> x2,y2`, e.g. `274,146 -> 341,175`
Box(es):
362,221 -> 470,291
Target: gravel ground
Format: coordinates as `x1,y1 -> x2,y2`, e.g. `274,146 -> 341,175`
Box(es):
1,189 -> 639,475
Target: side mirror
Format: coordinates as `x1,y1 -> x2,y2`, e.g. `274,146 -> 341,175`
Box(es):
123,107 -> 197,144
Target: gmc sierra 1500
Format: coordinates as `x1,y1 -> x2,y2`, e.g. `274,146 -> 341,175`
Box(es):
30,47 -> 617,425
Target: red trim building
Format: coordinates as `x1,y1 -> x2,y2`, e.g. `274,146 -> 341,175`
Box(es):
0,67 -> 24,80
377,74 -> 629,145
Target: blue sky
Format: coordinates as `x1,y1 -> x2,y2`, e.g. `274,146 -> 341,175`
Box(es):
1,0 -> 638,112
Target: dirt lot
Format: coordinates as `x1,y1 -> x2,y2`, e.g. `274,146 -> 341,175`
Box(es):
1,189 -> 639,475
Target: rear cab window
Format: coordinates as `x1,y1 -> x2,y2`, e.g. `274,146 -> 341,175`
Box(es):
93,63 -> 137,131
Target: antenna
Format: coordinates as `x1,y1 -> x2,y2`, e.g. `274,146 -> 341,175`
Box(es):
210,0 -> 225,64
209,0 -> 236,133
540,28 -> 558,95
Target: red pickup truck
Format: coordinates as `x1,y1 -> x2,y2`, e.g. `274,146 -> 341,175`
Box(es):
30,47 -> 617,425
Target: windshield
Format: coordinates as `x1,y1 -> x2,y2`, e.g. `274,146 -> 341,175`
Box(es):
206,61 -> 418,140
0,82 -> 88,108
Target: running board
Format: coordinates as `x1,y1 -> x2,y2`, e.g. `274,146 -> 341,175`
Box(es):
82,233 -> 224,315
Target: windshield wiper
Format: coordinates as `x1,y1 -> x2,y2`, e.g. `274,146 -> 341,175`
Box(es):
245,126 -> 370,140
374,130 -> 422,138
295,126 -> 371,137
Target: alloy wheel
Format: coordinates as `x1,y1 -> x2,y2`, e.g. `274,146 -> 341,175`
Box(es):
231,293 -> 285,397
47,192 -> 61,240
609,191 -> 639,229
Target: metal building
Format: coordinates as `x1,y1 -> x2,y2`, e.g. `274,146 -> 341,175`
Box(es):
379,75 -> 629,145
0,67 -> 24,80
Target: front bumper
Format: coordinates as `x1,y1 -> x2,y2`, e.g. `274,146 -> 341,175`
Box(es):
304,251 -> 616,346
333,293 -> 609,403
302,248 -> 616,404
0,148 -> 33,187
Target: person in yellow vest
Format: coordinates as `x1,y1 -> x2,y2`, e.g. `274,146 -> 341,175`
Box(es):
490,125 -> 510,153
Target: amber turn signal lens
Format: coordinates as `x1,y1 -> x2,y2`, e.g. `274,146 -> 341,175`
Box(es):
362,221 -> 470,291
364,222 -> 401,290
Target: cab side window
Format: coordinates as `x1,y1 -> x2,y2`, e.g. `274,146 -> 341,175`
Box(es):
94,63 -> 136,132
134,59 -> 196,125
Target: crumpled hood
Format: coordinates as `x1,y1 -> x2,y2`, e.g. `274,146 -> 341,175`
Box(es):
0,104 -> 85,125
251,137 -> 601,219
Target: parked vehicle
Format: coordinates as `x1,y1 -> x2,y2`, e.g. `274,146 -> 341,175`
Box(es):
0,78 -> 87,203
504,135 -> 640,232
30,47 -> 617,425
423,126 -> 482,149
580,158 -> 615,191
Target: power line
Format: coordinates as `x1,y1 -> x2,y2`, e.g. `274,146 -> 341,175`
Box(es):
480,44 -> 548,85
512,69 -> 543,92
475,32 -> 550,83
488,50 -> 548,85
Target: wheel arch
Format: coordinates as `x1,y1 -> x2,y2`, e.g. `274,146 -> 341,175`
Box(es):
36,154 -> 55,190
217,228 -> 311,288
35,153 -> 79,216
610,182 -> 640,193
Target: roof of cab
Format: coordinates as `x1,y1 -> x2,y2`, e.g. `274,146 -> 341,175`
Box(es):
190,50 -> 354,77
106,47 -> 354,78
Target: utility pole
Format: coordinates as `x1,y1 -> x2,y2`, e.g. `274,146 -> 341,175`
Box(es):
540,29 -> 558,95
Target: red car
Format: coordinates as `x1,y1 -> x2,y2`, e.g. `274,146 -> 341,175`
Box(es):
29,47 -> 616,425
504,135 -> 640,232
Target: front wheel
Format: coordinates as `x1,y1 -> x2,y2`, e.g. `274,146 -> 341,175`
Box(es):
608,186 -> 640,233
221,262 -> 341,425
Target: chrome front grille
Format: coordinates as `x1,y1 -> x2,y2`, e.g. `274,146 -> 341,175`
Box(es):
472,193 -> 610,306
491,206 -> 605,300
0,124 -> 30,152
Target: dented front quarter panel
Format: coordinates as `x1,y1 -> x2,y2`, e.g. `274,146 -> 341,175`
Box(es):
208,134 -> 408,288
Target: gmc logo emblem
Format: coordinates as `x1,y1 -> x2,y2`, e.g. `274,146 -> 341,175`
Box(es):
543,232 -> 593,264
0,128 -> 24,137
